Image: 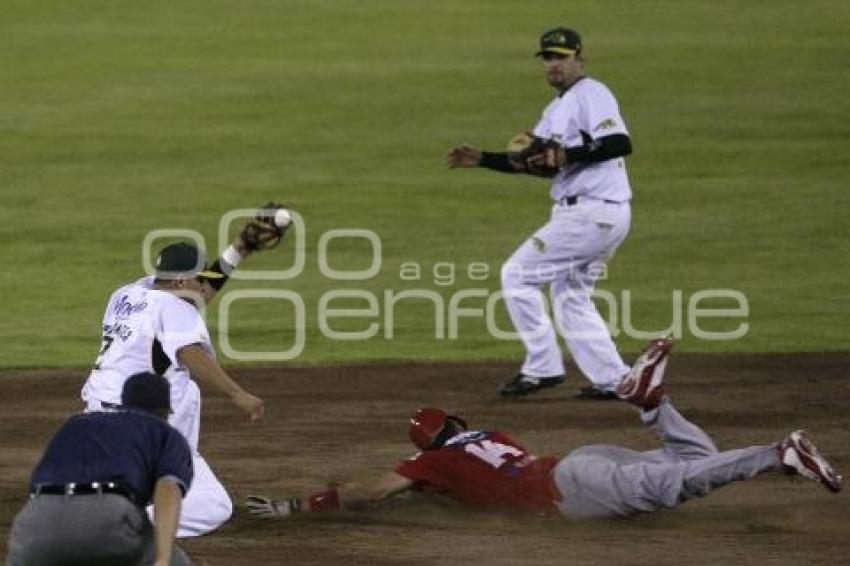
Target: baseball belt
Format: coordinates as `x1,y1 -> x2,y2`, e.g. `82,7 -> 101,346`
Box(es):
558,196 -> 621,206
31,482 -> 140,505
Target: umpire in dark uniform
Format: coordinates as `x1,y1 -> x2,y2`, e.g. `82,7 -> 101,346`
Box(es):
6,372 -> 194,566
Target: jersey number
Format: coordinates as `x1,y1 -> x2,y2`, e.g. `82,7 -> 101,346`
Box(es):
93,335 -> 115,370
464,440 -> 524,468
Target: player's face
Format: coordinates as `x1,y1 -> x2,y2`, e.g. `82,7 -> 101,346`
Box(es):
168,277 -> 212,306
542,52 -> 581,90
197,278 -> 215,304
184,277 -> 215,304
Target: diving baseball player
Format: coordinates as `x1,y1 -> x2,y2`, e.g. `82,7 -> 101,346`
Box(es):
245,338 -> 842,521
448,27 -> 634,400
80,203 -> 289,537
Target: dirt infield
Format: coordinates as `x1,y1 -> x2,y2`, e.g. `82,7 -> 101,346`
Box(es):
2,354 -> 848,565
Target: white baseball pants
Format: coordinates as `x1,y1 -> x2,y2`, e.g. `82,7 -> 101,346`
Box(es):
501,198 -> 631,390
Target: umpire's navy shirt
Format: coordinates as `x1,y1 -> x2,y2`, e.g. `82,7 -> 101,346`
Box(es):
29,410 -> 193,505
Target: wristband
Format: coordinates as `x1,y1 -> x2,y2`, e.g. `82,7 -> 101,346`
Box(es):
222,245 -> 243,269
307,489 -> 342,512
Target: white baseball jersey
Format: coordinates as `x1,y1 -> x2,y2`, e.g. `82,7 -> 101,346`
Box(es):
533,77 -> 632,202
80,276 -> 233,538
81,276 -> 213,406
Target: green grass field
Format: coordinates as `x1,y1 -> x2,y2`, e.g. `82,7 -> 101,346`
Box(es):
2,0 -> 848,367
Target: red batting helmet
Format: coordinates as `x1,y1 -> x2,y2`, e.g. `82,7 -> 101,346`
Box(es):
409,407 -> 467,451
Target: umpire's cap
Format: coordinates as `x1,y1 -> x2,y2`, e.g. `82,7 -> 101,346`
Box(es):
122,372 -> 172,413
409,407 -> 468,451
155,242 -> 224,281
535,27 -> 582,57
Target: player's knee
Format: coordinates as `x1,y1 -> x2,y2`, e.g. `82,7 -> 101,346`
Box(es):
209,494 -> 233,525
681,477 -> 713,500
205,481 -> 234,523
192,482 -> 233,530
187,495 -> 232,536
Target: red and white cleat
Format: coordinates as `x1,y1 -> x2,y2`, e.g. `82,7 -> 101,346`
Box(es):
780,430 -> 843,493
616,337 -> 674,409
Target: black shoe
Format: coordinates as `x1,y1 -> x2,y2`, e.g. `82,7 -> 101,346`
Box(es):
574,385 -> 619,400
499,374 -> 565,397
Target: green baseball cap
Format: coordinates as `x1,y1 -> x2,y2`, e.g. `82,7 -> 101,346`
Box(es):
155,242 -> 223,280
535,27 -> 582,57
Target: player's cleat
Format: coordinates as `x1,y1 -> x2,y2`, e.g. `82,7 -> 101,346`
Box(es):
574,386 -> 618,400
780,430 -> 843,493
616,337 -> 674,409
499,374 -> 565,397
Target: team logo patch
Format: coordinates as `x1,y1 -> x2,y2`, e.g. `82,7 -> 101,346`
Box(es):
532,237 -> 547,253
593,118 -> 616,132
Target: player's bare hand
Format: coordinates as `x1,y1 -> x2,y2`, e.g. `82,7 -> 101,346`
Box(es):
446,144 -> 482,168
232,391 -> 264,421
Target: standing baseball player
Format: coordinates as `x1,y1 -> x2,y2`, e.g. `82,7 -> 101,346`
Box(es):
246,338 -> 842,521
7,372 -> 193,565
80,203 -> 289,537
448,27 -> 634,399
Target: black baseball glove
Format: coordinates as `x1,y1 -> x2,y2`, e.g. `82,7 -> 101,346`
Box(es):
240,201 -> 289,252
508,135 -> 563,177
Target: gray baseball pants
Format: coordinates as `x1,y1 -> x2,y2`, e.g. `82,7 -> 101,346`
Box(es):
5,493 -> 192,565
553,399 -> 781,519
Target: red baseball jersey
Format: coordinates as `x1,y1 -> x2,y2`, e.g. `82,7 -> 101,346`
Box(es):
395,430 -> 559,513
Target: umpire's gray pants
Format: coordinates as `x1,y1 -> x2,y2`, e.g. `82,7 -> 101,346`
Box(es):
5,494 -> 192,565
553,399 -> 780,519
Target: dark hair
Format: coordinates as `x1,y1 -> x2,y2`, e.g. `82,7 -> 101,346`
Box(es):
429,417 -> 466,449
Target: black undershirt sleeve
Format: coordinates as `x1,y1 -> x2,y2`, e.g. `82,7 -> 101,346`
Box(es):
479,152 -> 522,174
564,132 -> 632,164
480,133 -> 630,174
206,259 -> 231,291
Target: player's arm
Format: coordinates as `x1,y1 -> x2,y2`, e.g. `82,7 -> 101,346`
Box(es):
337,472 -> 414,509
524,131 -> 632,173
152,477 -> 182,566
448,133 -> 600,177
447,127 -> 566,175
446,144 -> 524,174
202,236 -> 253,302
202,202 -> 291,304
245,472 -> 414,519
177,343 -> 264,421
563,130 -> 632,163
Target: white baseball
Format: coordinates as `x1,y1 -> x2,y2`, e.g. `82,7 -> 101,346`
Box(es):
274,208 -> 292,228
